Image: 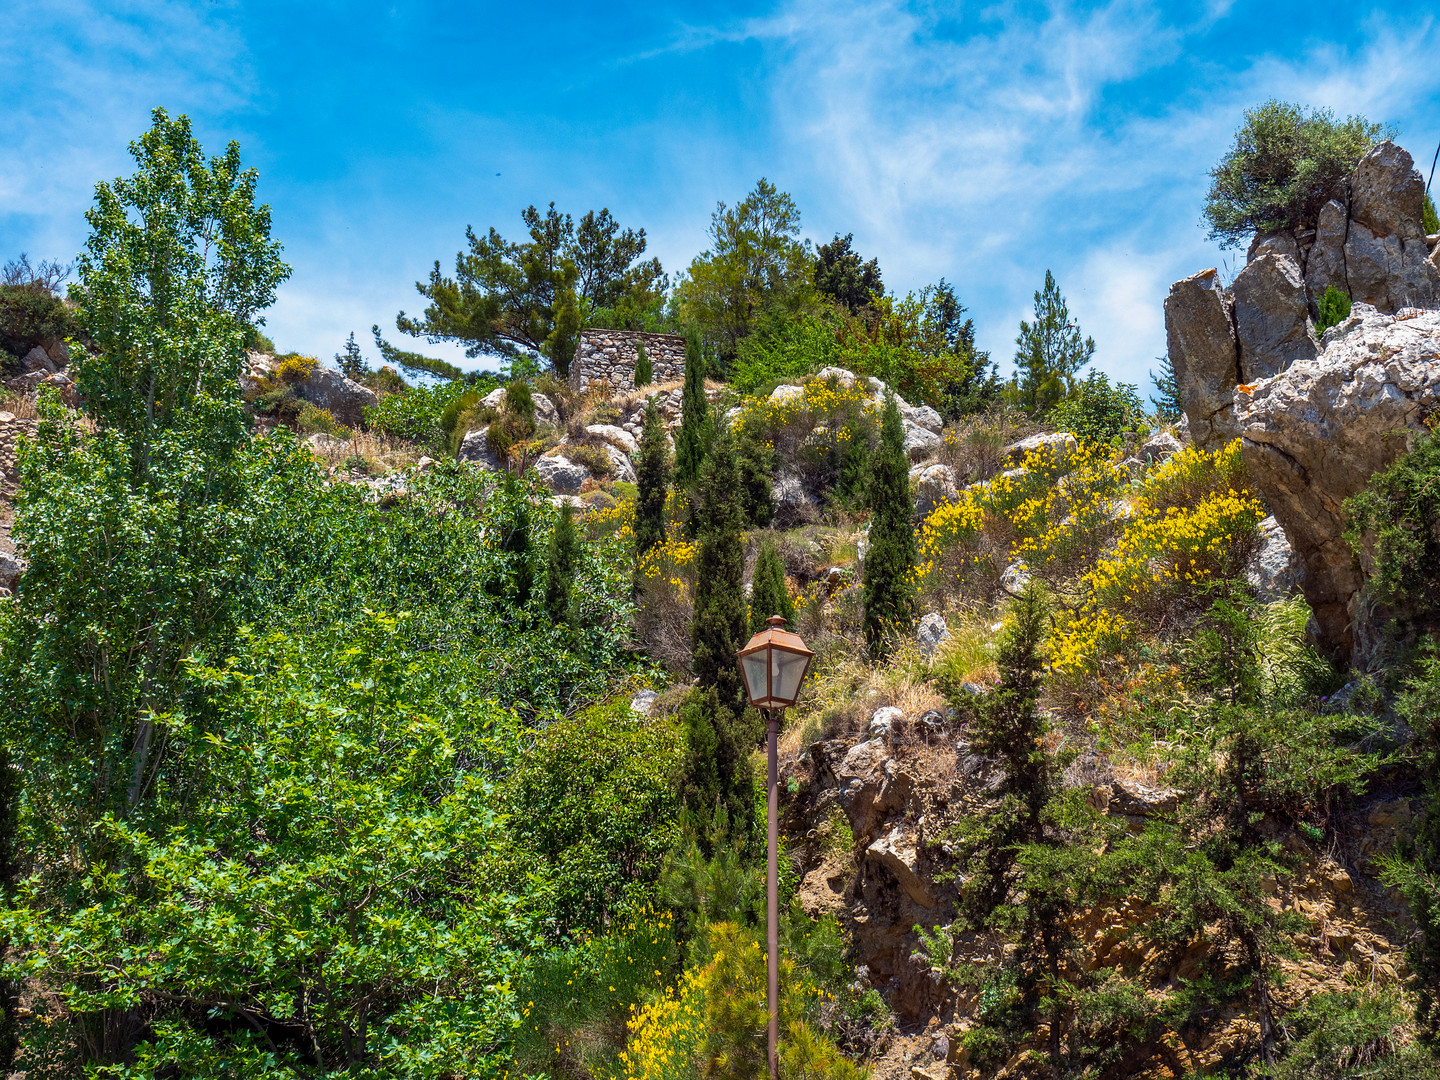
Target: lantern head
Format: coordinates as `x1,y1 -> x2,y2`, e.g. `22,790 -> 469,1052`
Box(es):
737,615 -> 814,709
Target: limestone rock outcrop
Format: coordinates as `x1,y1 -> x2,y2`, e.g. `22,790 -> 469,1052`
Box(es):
1236,304 -> 1440,663
1165,141 -> 1440,450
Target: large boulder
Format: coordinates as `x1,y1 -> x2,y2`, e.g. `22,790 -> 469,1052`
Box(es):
534,453 -> 592,494
1246,515 -> 1301,602
1236,304 -> 1440,664
1004,431 -> 1075,463
910,462 -> 957,516
485,386 -> 559,427
296,366 -> 377,428
1343,142 -> 1440,313
903,421 -> 942,459
1164,268 -> 1241,450
1304,199 -> 1350,299
457,427 -> 503,470
1231,254 -> 1318,381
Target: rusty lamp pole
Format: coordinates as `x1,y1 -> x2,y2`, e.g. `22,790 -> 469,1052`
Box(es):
737,615 -> 814,1080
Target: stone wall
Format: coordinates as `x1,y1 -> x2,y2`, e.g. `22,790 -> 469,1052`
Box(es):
568,329 -> 686,394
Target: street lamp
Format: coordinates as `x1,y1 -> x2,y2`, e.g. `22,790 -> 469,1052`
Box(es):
737,615 -> 814,1080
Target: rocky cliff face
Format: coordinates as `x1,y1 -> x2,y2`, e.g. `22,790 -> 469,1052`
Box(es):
1163,140 -> 1440,666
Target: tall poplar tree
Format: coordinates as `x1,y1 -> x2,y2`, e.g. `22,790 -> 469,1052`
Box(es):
674,327 -> 712,492
862,391 -> 916,657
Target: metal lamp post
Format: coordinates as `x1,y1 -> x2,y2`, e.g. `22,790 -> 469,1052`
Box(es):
736,615 -> 814,1080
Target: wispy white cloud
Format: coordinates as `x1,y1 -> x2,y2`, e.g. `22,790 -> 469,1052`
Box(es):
704,1 -> 1440,387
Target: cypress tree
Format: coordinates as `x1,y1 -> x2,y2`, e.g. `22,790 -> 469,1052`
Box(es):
862,391 -> 916,657
544,501 -> 579,624
633,338 -> 653,388
674,327 -> 712,492
690,431 -> 747,710
676,686 -> 756,840
748,538 -> 794,635
634,399 -> 670,562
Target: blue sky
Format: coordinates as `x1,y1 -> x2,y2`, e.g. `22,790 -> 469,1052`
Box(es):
3,1 -> 1439,393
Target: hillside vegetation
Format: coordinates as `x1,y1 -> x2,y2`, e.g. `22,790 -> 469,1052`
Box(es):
2,103 -> 1439,1080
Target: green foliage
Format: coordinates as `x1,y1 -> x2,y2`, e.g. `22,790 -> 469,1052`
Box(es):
296,401 -> 351,438
1204,101 -> 1388,248
1345,428 -> 1440,632
634,399 -> 671,562
545,501 -> 579,624
1010,270 -> 1094,417
497,702 -> 685,936
690,432 -> 748,708
1149,353 -> 1183,421
335,329 -> 368,378
735,433 -> 776,527
371,324 -> 465,381
634,338 -> 654,387
1426,192 -> 1439,236
71,107 -> 289,448
397,205 -> 664,377
3,616 -> 529,1078
814,233 -> 882,313
675,326 -> 714,492
1262,989 -> 1435,1079
1316,283 -> 1353,333
1381,642 -> 1440,1044
1048,370 -> 1145,444
749,538 -> 794,634
0,743 -> 18,1073
676,178 -> 815,361
862,392 -> 915,656
363,379 -> 473,449
676,690 -> 759,843
0,283 -> 77,370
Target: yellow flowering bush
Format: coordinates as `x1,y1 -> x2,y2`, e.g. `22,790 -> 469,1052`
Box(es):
1051,440 -> 1264,680
916,439 -> 1129,595
617,921 -> 867,1080
730,375 -> 877,497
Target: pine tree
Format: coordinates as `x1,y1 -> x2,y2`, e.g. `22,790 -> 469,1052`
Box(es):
674,327 -> 712,492
544,501 -> 579,624
633,338 -> 653,388
1012,270 -> 1094,417
690,431 -> 747,709
336,331 -> 368,379
633,398 -> 670,565
1148,354 -> 1182,421
862,391 -> 916,657
748,538 -> 794,635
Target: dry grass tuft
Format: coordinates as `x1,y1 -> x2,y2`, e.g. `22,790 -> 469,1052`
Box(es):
303,429 -> 428,472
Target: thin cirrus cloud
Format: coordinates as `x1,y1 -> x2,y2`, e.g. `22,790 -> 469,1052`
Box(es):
2,1 -> 1439,393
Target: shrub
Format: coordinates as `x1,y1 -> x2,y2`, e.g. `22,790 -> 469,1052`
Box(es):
565,441 -> 615,479
0,284 -> 78,369
730,374 -> 877,499
634,339 -> 653,387
1048,370 -> 1145,444
295,402 -> 350,439
1345,427 -> 1440,634
271,351 -> 317,384
1204,101 -> 1388,248
863,393 -> 915,656
1316,284 -> 1352,333
749,538 -> 794,634
1050,440 -> 1264,680
363,380 -> 470,449
916,439 -> 1129,598
1426,192 -> 1439,236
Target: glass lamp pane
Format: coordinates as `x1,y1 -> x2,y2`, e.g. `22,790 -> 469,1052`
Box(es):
770,648 -> 809,704
741,650 -> 770,704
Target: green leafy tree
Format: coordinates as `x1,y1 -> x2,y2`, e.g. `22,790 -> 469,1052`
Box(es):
862,391 -> 915,656
544,501 -> 579,624
70,107 -> 289,453
748,539 -> 794,635
633,338 -> 653,387
690,431 -> 748,710
813,232 -> 883,313
1010,270 -> 1094,417
3,617 -> 529,1077
396,204 -> 664,376
1204,101 -> 1388,248
1149,353 -> 1183,421
676,179 -> 815,360
634,398 -> 671,563
674,327 -> 713,492
336,329 -> 368,379
1316,283 -> 1353,333
1048,370 -> 1144,443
